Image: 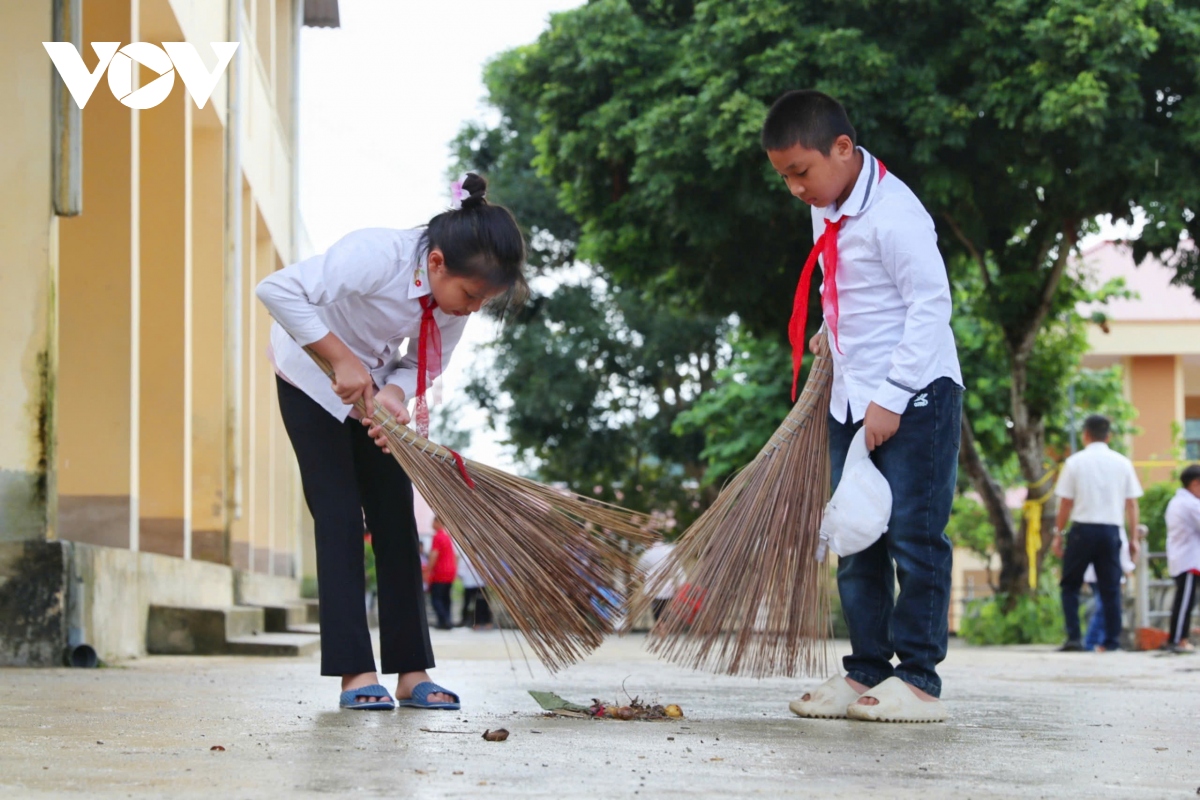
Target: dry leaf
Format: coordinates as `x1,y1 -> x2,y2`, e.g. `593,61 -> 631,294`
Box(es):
209,746 -> 225,752
482,728 -> 510,742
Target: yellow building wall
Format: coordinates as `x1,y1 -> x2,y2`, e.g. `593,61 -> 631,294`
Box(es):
56,1 -> 136,548
1127,355 -> 1183,485
138,84 -> 189,556
6,0 -> 305,574
0,1 -> 56,542
191,112 -> 228,563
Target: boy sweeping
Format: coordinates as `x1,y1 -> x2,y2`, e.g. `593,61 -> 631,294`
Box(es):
762,90 -> 963,722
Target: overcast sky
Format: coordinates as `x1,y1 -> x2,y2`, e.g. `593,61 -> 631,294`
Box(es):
297,0 -> 584,468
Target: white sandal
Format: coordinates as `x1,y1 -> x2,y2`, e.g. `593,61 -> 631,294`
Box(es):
788,676 -> 861,719
845,676 -> 947,723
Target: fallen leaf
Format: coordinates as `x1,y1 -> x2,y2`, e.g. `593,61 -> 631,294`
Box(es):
453,771 -> 463,775
482,728 -> 510,742
710,757 -> 724,762
1154,747 -> 1168,751
210,746 -> 225,752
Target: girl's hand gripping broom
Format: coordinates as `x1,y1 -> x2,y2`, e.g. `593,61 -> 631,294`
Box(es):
304,347 -> 658,673
634,335 -> 835,678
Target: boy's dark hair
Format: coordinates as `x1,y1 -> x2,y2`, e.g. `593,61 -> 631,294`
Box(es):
1181,465 -> 1200,489
421,172 -> 529,310
761,90 -> 857,155
1083,414 -> 1111,442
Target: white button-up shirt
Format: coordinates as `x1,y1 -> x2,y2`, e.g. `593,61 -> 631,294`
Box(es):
812,148 -> 963,422
1054,442 -> 1144,526
256,227 -> 467,421
1166,487 -> 1200,577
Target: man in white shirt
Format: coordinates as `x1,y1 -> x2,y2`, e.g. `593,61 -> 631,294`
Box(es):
1052,415 -> 1143,651
1164,464 -> 1200,651
637,542 -> 681,622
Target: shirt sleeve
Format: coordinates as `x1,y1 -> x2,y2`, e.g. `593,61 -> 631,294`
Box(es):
1055,460 -> 1076,500
869,202 -> 955,415
255,229 -> 396,346
1125,459 -> 1145,499
384,312 -> 469,401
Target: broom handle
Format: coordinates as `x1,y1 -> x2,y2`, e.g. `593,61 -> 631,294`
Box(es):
301,345 -> 464,465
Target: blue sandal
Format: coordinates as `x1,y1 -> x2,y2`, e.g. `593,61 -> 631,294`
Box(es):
397,681 -> 461,710
339,684 -> 395,710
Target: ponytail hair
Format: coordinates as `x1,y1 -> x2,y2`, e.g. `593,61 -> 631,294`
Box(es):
420,173 -> 529,313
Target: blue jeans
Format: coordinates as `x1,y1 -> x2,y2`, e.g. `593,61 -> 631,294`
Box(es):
831,377 -> 962,698
1084,582 -> 1106,651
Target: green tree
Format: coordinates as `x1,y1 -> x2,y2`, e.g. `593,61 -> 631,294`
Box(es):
464,274 -> 728,526
468,0 -> 1199,597
672,325 -> 794,486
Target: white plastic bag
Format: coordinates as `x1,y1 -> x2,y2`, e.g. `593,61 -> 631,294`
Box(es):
817,427 -> 892,562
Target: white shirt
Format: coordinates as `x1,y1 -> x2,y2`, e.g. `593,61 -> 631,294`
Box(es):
811,148 -> 963,422
1165,488 -> 1200,577
256,228 -> 468,421
637,542 -> 681,601
1054,442 -> 1143,526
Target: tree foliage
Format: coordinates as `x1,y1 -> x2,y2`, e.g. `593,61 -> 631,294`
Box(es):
463,274 -> 727,526
467,0 -> 1199,596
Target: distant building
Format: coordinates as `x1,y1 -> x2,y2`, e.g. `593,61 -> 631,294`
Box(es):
1,0 -> 338,665
1080,241 -> 1200,484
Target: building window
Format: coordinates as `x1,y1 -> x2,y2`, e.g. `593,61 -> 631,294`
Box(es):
1186,419 -> 1200,460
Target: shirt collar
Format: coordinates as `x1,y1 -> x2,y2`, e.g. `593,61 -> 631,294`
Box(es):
824,147 -> 881,223
408,249 -> 433,300
1084,441 -> 1110,451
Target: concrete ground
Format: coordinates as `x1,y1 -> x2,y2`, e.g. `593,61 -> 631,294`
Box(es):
0,631 -> 1196,799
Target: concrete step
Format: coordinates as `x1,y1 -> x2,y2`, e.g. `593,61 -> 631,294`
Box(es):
260,603 -> 311,633
226,632 -> 321,657
147,605 -> 266,655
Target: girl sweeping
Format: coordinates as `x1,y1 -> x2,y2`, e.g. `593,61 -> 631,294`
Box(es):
256,173 -> 526,710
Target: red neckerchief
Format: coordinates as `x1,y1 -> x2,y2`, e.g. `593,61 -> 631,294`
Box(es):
787,159 -> 887,400
414,294 -> 442,439
413,293 -> 475,488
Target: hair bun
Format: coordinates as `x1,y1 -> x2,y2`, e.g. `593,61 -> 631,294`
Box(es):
461,172 -> 488,209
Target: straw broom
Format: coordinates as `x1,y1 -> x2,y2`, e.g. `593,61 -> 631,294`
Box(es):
635,337 -> 835,678
304,347 -> 657,673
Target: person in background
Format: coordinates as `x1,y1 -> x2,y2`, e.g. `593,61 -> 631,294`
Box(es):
637,541 -> 680,622
1082,526 -> 1138,651
424,516 -> 457,631
1052,414 -> 1143,652
457,547 -> 492,630
1164,464 -> 1200,652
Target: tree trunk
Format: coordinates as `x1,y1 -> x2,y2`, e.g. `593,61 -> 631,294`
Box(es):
959,414 -> 1018,592
1000,354 -> 1056,600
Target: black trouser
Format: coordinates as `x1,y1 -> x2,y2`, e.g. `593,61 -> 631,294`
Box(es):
429,582 -> 453,630
1169,572 -> 1198,645
1060,523 -> 1122,650
651,599 -> 668,622
461,587 -> 491,627
277,377 -> 434,676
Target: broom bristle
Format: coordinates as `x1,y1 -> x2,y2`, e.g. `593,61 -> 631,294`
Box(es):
635,353 -> 835,678
304,347 -> 657,673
